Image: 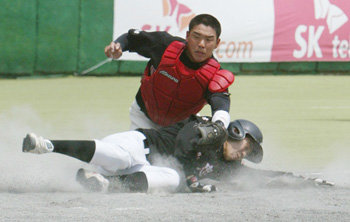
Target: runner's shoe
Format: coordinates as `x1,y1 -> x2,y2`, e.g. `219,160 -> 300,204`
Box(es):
22,133 -> 54,154
76,168 -> 110,192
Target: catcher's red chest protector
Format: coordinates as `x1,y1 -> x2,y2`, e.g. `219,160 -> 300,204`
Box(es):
141,41 -> 234,126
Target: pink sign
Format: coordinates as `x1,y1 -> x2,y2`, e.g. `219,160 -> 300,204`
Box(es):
271,0 -> 350,61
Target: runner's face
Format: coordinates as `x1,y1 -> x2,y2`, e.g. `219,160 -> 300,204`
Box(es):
186,24 -> 220,63
223,138 -> 252,161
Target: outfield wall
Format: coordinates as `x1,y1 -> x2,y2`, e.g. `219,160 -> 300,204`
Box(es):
0,0 -> 349,77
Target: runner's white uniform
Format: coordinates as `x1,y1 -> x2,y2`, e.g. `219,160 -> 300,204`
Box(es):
91,130 -> 180,192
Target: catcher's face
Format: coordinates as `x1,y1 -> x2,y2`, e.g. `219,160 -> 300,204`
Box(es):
223,138 -> 252,161
185,24 -> 220,63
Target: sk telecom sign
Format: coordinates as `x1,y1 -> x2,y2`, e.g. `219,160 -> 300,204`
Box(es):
271,0 -> 349,61
114,0 -> 349,62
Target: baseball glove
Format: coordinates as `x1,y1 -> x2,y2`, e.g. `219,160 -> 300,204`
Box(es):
194,121 -> 228,146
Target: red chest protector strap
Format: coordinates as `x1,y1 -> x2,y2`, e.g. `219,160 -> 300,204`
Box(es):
161,41 -> 185,66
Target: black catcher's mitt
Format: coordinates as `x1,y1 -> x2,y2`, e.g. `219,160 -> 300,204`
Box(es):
194,121 -> 228,147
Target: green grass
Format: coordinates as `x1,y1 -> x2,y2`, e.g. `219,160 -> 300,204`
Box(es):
0,75 -> 349,171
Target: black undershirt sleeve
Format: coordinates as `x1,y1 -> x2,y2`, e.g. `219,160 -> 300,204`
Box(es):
207,91 -> 231,113
114,33 -> 129,51
114,29 -> 184,68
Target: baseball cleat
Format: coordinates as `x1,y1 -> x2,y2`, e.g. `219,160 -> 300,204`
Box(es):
76,168 -> 110,192
22,133 -> 54,154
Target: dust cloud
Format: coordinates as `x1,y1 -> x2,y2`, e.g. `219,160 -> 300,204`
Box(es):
1,106 -> 349,221
0,106 -> 349,193
0,106 -> 82,192
322,141 -> 350,187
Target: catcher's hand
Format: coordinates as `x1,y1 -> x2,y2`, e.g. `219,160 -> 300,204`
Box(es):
104,41 -> 123,60
194,121 -> 228,146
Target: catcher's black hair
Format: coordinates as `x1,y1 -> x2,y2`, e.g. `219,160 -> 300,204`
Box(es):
189,14 -> 221,38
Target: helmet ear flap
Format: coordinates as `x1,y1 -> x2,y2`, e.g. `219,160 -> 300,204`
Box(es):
227,121 -> 245,140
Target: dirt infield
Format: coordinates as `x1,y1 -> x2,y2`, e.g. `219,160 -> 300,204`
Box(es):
1,183 -> 349,221
1,146 -> 349,222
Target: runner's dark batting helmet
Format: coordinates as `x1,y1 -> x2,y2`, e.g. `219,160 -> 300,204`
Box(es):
227,119 -> 263,163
